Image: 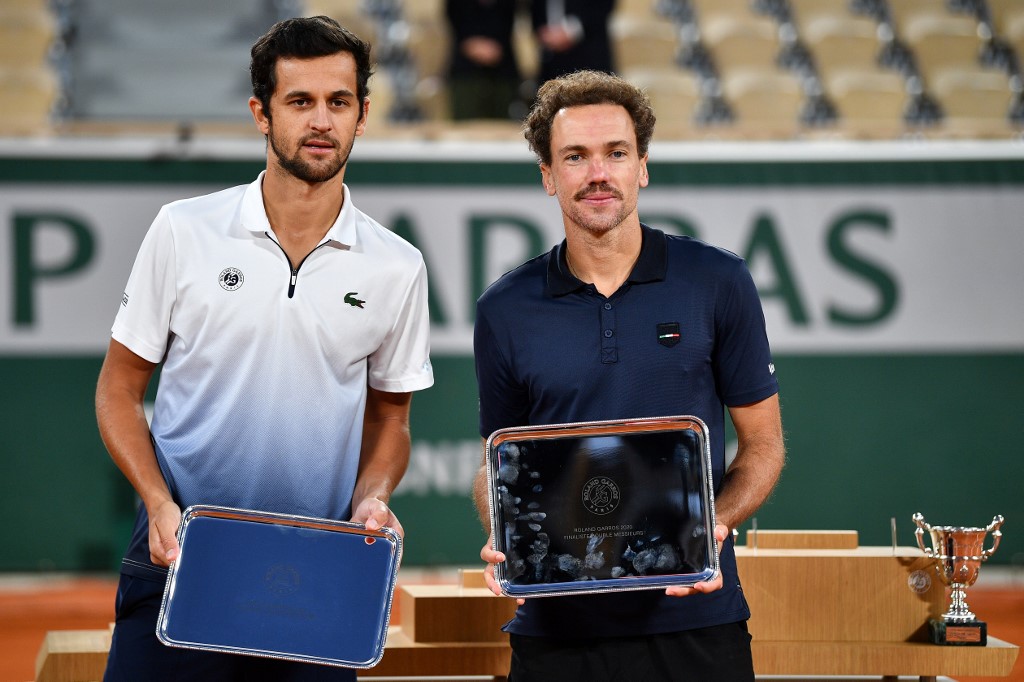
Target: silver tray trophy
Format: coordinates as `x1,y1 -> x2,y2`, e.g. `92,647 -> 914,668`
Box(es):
486,416 -> 719,597
913,512 -> 1003,646
156,505 -> 402,668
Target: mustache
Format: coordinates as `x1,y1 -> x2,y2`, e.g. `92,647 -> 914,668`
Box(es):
574,183 -> 622,201
301,135 -> 337,148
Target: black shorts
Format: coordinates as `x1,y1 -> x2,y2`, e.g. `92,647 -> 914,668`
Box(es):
508,622 -> 754,682
103,572 -> 356,682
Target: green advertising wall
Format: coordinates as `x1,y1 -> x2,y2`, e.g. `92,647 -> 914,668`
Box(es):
1,142 -> 1022,571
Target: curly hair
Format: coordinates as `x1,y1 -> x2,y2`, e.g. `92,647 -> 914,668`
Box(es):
524,70 -> 656,166
250,16 -> 373,122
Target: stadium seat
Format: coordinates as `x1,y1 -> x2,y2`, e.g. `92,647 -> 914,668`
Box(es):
611,16 -> 680,72
987,0 -> 1024,37
614,0 -> 658,20
701,14 -> 781,75
622,67 -> 702,138
366,67 -> 397,126
930,67 -> 1014,137
800,15 -> 882,80
403,17 -> 450,79
305,0 -> 378,44
514,12 -> 539,80
2,0 -> 51,8
721,68 -> 804,137
787,0 -> 858,28
901,14 -> 984,84
0,65 -> 58,135
0,7 -> 56,67
995,7 -> 1024,62
414,75 -> 450,122
885,0 -> 954,33
689,0 -> 764,25
402,0 -> 444,23
824,69 -> 908,138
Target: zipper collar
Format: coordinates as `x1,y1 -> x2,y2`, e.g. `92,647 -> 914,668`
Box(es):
242,170 -> 358,248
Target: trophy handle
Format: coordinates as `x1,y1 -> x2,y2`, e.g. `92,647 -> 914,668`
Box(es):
912,512 -> 933,557
982,514 -> 1004,560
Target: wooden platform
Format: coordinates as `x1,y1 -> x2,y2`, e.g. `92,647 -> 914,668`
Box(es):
34,536 -> 1021,681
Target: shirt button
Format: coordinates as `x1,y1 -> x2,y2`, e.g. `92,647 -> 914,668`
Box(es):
604,329 -> 613,338
603,303 -> 612,310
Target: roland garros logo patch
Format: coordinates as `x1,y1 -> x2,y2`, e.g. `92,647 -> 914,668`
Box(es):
219,267 -> 244,291
582,476 -> 621,515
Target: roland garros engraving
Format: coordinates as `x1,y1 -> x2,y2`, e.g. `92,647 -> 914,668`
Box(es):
219,267 -> 244,291
264,563 -> 301,597
582,476 -> 621,515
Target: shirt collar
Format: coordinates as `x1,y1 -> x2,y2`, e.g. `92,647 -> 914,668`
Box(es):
546,223 -> 667,297
241,170 -> 357,247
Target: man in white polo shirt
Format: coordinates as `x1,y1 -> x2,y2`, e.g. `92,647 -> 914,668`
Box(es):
95,16 -> 433,681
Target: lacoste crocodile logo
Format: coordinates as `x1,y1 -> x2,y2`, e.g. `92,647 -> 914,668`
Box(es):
344,292 -> 365,308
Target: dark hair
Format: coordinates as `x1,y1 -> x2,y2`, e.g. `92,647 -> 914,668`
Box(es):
250,16 -> 373,121
524,70 -> 656,166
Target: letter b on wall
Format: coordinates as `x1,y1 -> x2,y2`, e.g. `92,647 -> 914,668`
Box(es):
13,213 -> 96,326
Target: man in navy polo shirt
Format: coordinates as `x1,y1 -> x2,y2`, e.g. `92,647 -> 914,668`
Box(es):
473,70 -> 785,681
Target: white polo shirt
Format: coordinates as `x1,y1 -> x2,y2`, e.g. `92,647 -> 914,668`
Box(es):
112,172 -> 433,522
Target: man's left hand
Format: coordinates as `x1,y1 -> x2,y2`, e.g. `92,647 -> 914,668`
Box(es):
665,524 -> 728,597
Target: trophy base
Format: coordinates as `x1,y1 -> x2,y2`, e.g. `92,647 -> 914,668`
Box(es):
928,618 -> 987,646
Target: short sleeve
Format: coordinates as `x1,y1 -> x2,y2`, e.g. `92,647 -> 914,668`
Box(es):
474,299 -> 529,438
712,260 -> 779,406
111,206 -> 177,363
367,258 -> 434,393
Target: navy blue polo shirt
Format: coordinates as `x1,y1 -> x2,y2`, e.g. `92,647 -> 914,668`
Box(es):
474,224 -> 779,638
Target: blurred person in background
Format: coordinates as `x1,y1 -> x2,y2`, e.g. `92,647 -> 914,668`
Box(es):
446,0 -> 524,119
95,16 -> 433,681
531,0 -> 615,83
473,70 -> 785,682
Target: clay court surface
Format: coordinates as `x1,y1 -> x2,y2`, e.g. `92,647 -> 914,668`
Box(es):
2,571 -> 1022,682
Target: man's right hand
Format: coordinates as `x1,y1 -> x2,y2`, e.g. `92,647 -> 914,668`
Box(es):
148,499 -> 182,567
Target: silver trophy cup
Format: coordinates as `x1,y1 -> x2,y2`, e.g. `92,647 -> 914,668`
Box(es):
912,512 -> 1003,645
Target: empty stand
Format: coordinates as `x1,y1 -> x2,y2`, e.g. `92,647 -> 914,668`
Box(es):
67,0 -> 283,121
0,0 -> 1016,140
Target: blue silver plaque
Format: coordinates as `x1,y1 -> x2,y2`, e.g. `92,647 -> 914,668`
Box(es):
156,505 -> 401,668
486,416 -> 718,597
